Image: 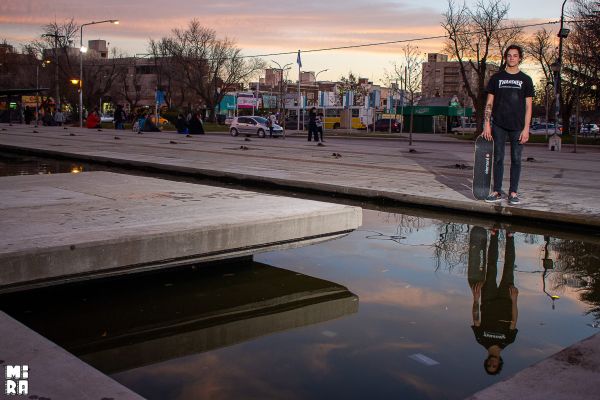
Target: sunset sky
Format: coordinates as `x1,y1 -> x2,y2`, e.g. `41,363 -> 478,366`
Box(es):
1,0 -> 571,84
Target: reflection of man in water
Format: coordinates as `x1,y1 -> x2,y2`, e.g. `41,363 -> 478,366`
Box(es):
468,228 -> 519,375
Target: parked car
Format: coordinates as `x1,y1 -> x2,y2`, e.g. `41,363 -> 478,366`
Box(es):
580,123 -> 599,136
452,122 -> 477,134
229,116 -> 284,137
100,114 -> 114,123
368,118 -> 402,133
148,115 -> 170,125
530,123 -> 562,135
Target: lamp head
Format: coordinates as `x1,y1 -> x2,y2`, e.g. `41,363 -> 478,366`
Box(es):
80,46 -> 88,53
70,79 -> 80,85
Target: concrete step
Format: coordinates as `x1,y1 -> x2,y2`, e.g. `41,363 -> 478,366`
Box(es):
0,171 -> 361,292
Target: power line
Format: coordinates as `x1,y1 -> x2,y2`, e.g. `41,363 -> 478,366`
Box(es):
242,19 -> 567,59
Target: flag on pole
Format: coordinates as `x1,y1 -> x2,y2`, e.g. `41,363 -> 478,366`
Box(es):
296,50 -> 302,68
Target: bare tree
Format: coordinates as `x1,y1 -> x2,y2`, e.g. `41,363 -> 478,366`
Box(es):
27,19 -> 80,110
561,0 -> 600,129
153,19 -> 265,120
337,72 -> 368,106
524,28 -> 556,85
524,29 -> 558,121
80,49 -> 122,113
395,44 -> 423,141
441,0 -> 522,133
111,53 -> 143,112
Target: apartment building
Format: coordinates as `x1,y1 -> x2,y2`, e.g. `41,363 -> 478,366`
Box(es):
421,53 -> 499,109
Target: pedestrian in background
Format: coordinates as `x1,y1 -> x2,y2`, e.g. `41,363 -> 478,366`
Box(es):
188,112 -> 205,134
54,108 -> 65,126
42,108 -> 54,126
175,113 -> 188,134
114,105 -> 126,130
86,108 -> 101,129
316,112 -> 325,142
308,107 -> 318,142
24,106 -> 33,125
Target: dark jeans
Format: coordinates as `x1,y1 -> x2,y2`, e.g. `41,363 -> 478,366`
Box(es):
492,123 -> 523,194
307,124 -> 319,141
482,234 -> 515,302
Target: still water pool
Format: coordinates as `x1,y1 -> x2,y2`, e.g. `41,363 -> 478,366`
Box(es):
2,209 -> 599,399
1,152 -> 599,399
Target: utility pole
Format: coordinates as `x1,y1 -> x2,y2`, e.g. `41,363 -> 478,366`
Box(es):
42,31 -> 65,111
552,0 -> 570,136
297,50 -> 302,131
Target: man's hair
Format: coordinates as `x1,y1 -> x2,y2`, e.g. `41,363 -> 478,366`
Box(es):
484,355 -> 504,375
504,45 -> 524,62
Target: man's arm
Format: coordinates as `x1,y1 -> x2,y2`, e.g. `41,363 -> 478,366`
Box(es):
482,94 -> 494,141
520,97 -> 532,144
509,286 -> 519,329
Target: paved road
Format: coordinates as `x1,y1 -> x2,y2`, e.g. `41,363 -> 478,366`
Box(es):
1,123 -> 599,228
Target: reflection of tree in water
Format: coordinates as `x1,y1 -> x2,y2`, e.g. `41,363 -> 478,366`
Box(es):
551,239 -> 600,322
362,213 -> 428,244
380,212 -> 428,234
432,222 -> 470,273
363,219 -> 474,273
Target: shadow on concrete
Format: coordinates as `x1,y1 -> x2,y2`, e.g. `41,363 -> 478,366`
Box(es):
405,148 -> 475,200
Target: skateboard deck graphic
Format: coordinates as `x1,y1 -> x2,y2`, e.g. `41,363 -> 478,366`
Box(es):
467,226 -> 487,284
473,136 -> 494,200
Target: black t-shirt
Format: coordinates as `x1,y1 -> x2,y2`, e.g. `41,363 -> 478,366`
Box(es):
472,297 -> 518,350
486,70 -> 535,131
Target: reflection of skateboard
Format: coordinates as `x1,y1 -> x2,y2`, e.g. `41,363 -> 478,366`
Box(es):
468,226 -> 487,284
473,136 -> 494,200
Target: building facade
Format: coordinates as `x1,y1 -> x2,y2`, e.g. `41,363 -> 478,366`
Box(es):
421,53 -> 499,109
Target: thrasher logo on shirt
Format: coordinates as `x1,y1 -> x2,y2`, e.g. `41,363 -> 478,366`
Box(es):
483,331 -> 506,340
498,79 -> 524,89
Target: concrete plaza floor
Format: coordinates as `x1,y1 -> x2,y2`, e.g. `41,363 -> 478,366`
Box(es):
1,123 -> 599,228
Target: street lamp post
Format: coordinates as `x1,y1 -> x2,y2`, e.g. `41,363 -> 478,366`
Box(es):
79,19 -> 119,128
314,69 -> 328,135
35,60 -> 50,128
545,80 -> 552,139
552,0 -> 570,136
271,60 -> 292,120
314,69 -> 328,108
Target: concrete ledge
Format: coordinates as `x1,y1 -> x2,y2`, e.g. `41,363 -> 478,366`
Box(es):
0,172 -> 362,292
468,332 -> 600,400
0,311 -> 144,399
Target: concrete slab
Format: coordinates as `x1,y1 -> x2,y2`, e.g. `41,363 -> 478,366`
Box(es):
467,332 -> 600,400
0,171 -> 361,292
0,310 -> 144,399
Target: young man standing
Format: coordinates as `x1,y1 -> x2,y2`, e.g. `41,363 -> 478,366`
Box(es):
482,45 -> 534,205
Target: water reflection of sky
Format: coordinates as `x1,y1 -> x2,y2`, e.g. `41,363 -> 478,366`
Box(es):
112,209 -> 599,400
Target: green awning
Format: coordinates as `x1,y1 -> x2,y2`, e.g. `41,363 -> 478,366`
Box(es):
396,105 -> 473,117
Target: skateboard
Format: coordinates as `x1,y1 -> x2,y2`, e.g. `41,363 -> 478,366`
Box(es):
472,135 -> 494,200
467,226 -> 487,284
